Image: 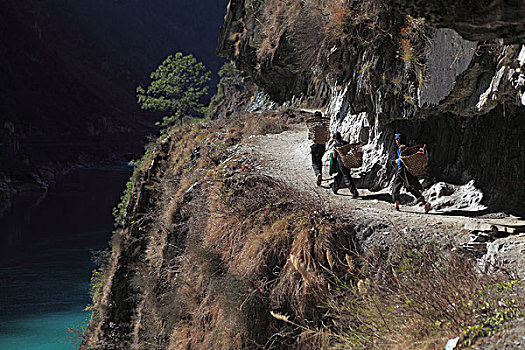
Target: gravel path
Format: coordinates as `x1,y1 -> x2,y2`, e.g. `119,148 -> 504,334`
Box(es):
236,124 -> 525,349
238,125 -> 524,240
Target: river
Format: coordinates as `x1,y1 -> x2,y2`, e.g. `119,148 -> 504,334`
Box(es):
0,166 -> 131,350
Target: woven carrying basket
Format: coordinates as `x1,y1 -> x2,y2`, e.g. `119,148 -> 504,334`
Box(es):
336,143 -> 363,169
306,117 -> 330,143
400,144 -> 428,176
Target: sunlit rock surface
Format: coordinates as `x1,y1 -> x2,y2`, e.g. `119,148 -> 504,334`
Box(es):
218,0 -> 525,215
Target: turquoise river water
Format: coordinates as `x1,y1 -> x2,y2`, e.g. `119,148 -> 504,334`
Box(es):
0,166 -> 131,349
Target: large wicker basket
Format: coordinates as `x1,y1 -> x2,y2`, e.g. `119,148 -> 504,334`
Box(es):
401,144 -> 428,176
336,143 -> 363,169
306,116 -> 330,143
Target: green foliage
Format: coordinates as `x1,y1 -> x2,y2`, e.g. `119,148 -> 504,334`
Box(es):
206,61 -> 236,118
112,178 -> 134,226
84,267 -> 106,326
88,268 -> 105,303
461,280 -> 524,347
112,147 -> 154,225
137,52 -> 211,129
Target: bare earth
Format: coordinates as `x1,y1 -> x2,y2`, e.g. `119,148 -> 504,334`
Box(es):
235,124 -> 525,349
238,125 -> 524,240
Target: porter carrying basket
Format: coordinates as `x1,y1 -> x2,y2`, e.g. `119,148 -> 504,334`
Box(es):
336,143 -> 363,169
306,116 -> 330,143
400,144 -> 428,176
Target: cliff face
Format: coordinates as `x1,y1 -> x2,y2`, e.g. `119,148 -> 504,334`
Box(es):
391,0 -> 525,43
218,0 -> 525,215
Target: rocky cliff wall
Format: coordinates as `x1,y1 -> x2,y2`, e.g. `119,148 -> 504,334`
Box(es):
391,0 -> 525,43
218,0 -> 525,215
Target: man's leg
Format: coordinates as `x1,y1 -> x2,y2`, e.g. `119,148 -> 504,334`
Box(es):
339,162 -> 359,197
404,172 -> 430,213
407,187 -> 425,203
391,172 -> 404,209
311,144 -> 324,185
404,172 -> 424,202
310,145 -> 321,176
331,172 -> 342,194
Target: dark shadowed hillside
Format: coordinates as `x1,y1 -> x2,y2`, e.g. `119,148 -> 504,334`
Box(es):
0,0 -> 227,206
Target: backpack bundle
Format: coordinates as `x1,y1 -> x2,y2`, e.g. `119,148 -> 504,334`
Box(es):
306,116 -> 330,143
336,143 -> 363,169
401,144 -> 428,176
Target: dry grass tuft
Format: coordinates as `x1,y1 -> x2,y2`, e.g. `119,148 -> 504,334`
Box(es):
322,238 -> 524,349
270,311 -> 292,324
241,112 -> 288,136
321,0 -> 393,49
290,254 -> 312,286
326,249 -> 334,271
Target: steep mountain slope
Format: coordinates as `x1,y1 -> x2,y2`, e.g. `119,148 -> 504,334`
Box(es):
80,114 -> 524,349
80,1 -> 525,349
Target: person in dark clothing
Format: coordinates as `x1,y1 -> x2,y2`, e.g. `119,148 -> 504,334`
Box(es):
392,132 -> 430,212
331,132 -> 359,198
309,111 -> 326,186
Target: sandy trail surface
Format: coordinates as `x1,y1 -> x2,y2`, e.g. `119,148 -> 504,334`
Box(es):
237,124 -> 524,239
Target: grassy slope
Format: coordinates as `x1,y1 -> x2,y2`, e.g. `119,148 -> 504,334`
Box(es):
81,112 -> 523,350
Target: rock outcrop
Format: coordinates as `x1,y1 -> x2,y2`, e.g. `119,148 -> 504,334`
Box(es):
218,0 -> 525,215
391,0 -> 525,43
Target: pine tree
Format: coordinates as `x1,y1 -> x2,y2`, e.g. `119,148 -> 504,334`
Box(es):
136,52 -> 211,129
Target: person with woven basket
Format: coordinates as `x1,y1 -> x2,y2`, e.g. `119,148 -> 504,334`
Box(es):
392,132 -> 430,213
308,111 -> 327,186
331,132 -> 359,198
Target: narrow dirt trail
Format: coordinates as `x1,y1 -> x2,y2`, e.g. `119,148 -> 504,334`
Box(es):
237,124 -> 525,248
234,124 -> 525,349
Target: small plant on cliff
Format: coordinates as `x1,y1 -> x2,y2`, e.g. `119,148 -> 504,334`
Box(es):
137,52 -> 211,130
112,177 -> 135,226
398,16 -> 428,88
84,267 -> 105,322
111,142 -> 159,226
205,61 -> 237,118
328,0 -> 390,45
399,17 -> 426,66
